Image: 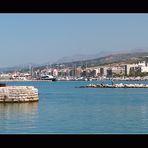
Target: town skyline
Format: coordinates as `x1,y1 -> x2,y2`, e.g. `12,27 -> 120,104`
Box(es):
1,51 -> 148,81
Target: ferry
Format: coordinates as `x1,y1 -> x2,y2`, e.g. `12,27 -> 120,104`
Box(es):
41,75 -> 56,81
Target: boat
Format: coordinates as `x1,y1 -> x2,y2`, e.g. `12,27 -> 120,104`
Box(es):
40,75 -> 56,81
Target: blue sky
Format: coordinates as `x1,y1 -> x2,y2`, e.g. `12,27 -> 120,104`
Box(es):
0,13 -> 148,67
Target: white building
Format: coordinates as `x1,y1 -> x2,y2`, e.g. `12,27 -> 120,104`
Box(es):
141,67 -> 148,73
52,69 -> 58,77
0,73 -> 10,79
125,61 -> 148,75
112,66 -> 125,75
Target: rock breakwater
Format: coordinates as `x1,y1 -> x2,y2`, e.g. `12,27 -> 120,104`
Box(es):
79,83 -> 148,88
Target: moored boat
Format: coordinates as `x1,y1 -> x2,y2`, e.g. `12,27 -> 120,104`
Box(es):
40,75 -> 56,81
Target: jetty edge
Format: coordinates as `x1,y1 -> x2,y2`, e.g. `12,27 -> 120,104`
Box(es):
0,84 -> 39,103
78,83 -> 148,88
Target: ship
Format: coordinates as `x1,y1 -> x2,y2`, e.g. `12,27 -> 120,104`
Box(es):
40,75 -> 56,81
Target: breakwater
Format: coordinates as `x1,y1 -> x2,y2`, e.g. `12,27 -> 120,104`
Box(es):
79,83 -> 148,88
0,86 -> 39,102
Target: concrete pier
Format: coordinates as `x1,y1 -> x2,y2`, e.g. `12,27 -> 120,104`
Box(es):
79,83 -> 148,88
0,86 -> 39,102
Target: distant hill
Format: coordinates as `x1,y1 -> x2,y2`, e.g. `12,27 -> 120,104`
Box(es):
54,51 -> 148,67
1,49 -> 148,73
0,63 -> 41,73
54,48 -> 148,66
55,51 -> 112,64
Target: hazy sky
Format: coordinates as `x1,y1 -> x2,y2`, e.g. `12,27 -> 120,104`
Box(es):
0,13 -> 148,67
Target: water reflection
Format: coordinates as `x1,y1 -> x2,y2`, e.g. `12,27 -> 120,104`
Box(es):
141,105 -> 148,122
0,102 -> 39,133
0,102 -> 38,119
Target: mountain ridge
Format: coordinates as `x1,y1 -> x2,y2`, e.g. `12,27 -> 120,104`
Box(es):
1,49 -> 148,72
54,51 -> 148,67
55,48 -> 148,64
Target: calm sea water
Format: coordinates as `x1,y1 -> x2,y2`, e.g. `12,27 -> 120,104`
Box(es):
1,80 -> 148,134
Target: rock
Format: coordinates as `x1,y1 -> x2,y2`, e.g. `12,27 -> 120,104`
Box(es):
78,83 -> 148,88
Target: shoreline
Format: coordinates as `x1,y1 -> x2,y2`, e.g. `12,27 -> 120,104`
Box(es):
0,80 -> 54,82
1,78 -> 148,82
0,80 -> 148,82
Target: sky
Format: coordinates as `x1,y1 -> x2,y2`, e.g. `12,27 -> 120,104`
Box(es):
0,13 -> 148,67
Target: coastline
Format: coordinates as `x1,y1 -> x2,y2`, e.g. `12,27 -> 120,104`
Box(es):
0,80 -> 54,82
1,78 -> 148,82
79,83 -> 148,88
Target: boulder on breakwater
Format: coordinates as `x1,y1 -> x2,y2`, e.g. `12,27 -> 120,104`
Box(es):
78,83 -> 148,88
0,86 -> 39,103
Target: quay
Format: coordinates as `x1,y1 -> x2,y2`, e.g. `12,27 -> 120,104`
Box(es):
79,83 -> 148,88
0,84 -> 39,103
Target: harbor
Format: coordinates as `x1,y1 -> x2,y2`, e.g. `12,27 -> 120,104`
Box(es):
0,80 -> 148,133
1,14 -> 148,134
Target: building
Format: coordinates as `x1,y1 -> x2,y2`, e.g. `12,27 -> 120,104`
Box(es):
106,68 -> 112,78
52,69 -> 58,77
141,67 -> 148,73
75,68 -> 82,77
89,69 -> 99,77
0,73 -> 11,80
125,61 -> 148,76
112,66 -> 125,76
129,67 -> 141,76
100,67 -> 107,76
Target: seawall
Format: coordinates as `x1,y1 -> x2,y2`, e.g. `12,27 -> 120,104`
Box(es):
0,86 -> 39,103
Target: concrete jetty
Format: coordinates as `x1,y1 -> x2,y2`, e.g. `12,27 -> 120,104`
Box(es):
79,83 -> 148,88
0,85 -> 39,103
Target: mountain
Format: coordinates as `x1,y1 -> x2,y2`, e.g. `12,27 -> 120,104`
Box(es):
0,63 -> 42,73
1,49 -> 148,73
55,50 -> 115,64
55,49 -> 148,64
54,51 -> 148,67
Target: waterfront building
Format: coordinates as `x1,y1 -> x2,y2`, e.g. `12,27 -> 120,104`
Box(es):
100,67 -> 107,77
106,68 -> 113,78
89,69 -> 99,77
0,73 -> 11,80
58,69 -> 69,77
52,69 -> 58,77
100,68 -> 104,76
125,61 -> 148,76
112,66 -> 125,77
81,70 -> 87,77
75,68 -> 82,78
141,67 -> 148,73
129,67 -> 141,76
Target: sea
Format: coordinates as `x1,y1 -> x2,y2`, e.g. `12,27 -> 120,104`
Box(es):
0,80 -> 148,134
